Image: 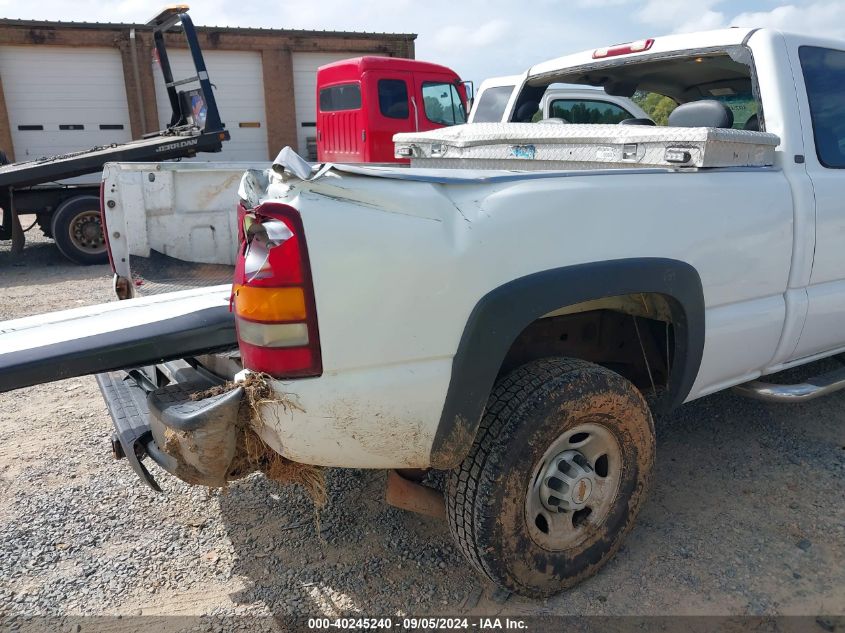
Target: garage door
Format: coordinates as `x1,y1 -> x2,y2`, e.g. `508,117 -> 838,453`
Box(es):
0,46 -> 131,162
153,49 -> 268,161
292,52 -> 360,160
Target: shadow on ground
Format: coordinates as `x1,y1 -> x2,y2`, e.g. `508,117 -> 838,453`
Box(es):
0,223 -> 109,289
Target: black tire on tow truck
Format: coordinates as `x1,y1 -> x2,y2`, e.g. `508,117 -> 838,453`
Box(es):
50,195 -> 108,265
446,357 -> 655,597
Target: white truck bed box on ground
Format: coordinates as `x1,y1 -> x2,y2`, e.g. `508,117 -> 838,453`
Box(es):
102,161 -> 266,296
394,123 -> 779,170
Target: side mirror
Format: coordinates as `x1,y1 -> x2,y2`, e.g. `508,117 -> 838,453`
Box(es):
460,80 -> 474,117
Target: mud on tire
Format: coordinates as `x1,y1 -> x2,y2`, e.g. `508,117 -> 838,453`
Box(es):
446,357 -> 655,597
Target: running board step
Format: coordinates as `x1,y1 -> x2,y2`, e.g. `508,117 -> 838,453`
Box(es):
733,365 -> 845,402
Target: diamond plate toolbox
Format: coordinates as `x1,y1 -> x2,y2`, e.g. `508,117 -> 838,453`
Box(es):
394,123 -> 779,170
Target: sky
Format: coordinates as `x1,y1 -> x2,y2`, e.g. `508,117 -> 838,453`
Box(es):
1,0 -> 844,85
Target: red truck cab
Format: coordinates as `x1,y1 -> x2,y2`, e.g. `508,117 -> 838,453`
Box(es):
316,56 -> 468,163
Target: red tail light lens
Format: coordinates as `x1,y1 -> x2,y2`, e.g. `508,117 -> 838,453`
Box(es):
593,39 -> 654,59
233,202 -> 322,378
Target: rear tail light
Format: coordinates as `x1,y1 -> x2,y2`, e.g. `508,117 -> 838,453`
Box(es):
233,202 -> 322,378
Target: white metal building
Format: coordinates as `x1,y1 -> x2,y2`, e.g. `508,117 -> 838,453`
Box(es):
0,18 -> 416,164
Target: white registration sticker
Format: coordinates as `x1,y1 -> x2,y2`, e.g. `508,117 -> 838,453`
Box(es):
595,146 -> 618,161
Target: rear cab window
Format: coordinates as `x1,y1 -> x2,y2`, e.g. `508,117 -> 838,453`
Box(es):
378,79 -> 409,119
472,86 -> 514,123
631,90 -> 757,129
799,45 -> 845,168
548,99 -> 632,123
513,49 -> 761,130
422,82 -> 467,125
319,83 -> 361,111
702,91 -> 758,129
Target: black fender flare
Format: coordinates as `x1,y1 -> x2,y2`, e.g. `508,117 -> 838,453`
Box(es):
430,257 -> 705,468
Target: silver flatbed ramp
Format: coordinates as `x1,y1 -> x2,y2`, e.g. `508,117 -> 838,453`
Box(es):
0,130 -> 227,189
0,285 -> 234,393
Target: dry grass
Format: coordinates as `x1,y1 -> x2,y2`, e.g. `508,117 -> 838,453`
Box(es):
191,373 -> 326,507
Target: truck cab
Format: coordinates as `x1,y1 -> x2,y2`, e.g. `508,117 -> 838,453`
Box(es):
467,73 -> 523,122
316,56 -> 469,163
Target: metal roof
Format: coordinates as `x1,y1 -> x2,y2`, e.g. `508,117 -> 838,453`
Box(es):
0,17 -> 416,40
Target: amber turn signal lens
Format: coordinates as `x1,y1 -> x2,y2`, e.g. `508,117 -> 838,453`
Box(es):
233,285 -> 306,322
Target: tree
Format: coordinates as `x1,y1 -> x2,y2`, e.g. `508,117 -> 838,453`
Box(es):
632,90 -> 677,126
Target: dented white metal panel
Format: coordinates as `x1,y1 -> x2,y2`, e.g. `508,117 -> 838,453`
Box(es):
395,123 -> 779,169
102,161 -> 268,280
97,141 -> 796,468
248,358 -> 453,468
61,30 -> 845,471
240,162 -> 794,467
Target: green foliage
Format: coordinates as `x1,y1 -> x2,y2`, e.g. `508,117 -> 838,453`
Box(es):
632,90 -> 677,126
720,97 -> 757,128
556,102 -> 630,124
632,91 -> 758,128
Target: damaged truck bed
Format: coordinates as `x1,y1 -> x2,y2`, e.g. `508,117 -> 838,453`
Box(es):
6,25 -> 845,599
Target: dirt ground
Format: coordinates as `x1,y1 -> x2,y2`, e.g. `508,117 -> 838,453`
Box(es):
1,223 -> 844,620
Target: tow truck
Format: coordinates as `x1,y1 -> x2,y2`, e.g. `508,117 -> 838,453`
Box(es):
0,5 -> 229,265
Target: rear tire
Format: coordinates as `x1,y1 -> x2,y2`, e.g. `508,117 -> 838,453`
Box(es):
51,195 -> 107,265
446,357 -> 655,597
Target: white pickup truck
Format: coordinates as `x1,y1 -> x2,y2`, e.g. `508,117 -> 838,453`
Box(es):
3,27 -> 845,598
469,75 -> 650,124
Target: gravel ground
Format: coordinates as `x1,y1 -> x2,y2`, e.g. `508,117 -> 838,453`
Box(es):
1,224 -> 844,626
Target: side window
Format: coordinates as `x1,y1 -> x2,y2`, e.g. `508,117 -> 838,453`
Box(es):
378,79 -> 409,119
549,99 -> 632,123
319,83 -> 361,112
422,82 -> 467,126
799,45 -> 845,168
472,85 -> 514,123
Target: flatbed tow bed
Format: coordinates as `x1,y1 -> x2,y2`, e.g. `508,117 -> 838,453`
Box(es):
0,129 -> 227,190
0,5 -> 230,264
